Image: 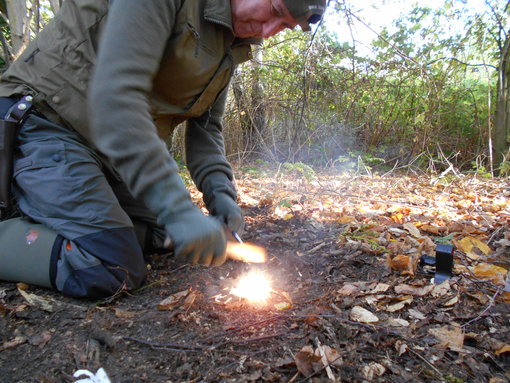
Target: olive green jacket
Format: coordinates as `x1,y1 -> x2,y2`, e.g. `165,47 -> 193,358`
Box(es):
0,0 -> 257,218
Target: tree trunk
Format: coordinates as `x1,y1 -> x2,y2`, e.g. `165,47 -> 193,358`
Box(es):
494,34 -> 510,172
6,0 -> 28,58
248,48 -> 266,156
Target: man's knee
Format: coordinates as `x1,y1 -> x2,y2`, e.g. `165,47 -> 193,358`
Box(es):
55,227 -> 147,298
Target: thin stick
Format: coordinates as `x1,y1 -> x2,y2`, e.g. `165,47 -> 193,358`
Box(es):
123,336 -> 205,351
209,331 -> 289,350
407,347 -> 443,378
205,314 -> 286,340
461,288 -> 501,328
315,337 -> 336,381
295,354 -> 343,383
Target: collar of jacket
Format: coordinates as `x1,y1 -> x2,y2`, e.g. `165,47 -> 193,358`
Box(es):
204,0 -> 263,46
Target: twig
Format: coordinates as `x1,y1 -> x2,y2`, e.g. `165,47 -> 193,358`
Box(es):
487,226 -> 503,245
204,314 -> 286,340
124,331 -> 288,353
315,337 -> 336,381
209,331 -> 289,350
295,354 -> 343,383
407,347 -> 444,379
123,336 -> 206,352
461,288 -> 501,328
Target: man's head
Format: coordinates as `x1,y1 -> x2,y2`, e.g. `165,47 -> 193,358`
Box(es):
231,0 -> 326,39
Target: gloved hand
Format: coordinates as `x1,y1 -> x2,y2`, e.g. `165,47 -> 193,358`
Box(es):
208,191 -> 244,234
165,208 -> 227,266
202,171 -> 244,234
144,172 -> 227,266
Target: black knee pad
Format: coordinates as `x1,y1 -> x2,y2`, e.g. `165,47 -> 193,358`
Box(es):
55,227 -> 147,298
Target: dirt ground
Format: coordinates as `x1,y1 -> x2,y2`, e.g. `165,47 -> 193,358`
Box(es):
1,168 -> 509,383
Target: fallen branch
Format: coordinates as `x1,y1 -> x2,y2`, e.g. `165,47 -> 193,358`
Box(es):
124,331 -> 288,353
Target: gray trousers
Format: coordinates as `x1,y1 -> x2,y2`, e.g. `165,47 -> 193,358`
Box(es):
12,114 -> 165,297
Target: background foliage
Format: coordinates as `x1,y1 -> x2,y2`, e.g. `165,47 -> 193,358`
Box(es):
225,0 -> 509,174
2,0 -> 509,174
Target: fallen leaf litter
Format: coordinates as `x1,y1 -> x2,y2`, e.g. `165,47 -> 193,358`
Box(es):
0,171 -> 509,382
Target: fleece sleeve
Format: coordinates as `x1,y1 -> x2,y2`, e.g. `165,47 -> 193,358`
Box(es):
89,0 -> 199,220
185,84 -> 236,199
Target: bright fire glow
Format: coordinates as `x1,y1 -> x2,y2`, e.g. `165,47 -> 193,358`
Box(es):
226,242 -> 267,263
231,271 -> 272,302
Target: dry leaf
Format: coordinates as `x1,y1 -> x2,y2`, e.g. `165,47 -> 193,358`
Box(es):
418,236 -> 436,257
157,289 -> 190,311
447,222 -> 465,233
274,357 -> 295,368
495,238 -> 510,247
420,224 -> 441,235
372,283 -> 390,293
403,223 -> 422,237
495,344 -> 510,356
489,378 -> 508,383
258,198 -> 274,208
274,206 -> 293,220
0,336 -> 27,352
18,289 -> 56,312
390,213 -> 404,224
316,345 -> 343,367
274,302 -> 292,311
362,362 -> 386,381
386,318 -> 410,327
457,237 -> 491,255
364,295 -> 380,305
16,282 -> 29,291
394,284 -> 433,296
28,331 -> 52,347
294,346 -> 321,377
472,263 -> 507,286
443,295 -> 459,307
387,254 -> 419,276
408,308 -> 426,320
338,215 -> 356,224
431,280 -> 451,297
395,341 -> 408,356
114,308 -> 139,319
337,283 -> 360,296
384,297 -> 413,312
314,341 -> 336,381
182,291 -> 197,310
428,325 -> 464,351
350,306 -> 379,323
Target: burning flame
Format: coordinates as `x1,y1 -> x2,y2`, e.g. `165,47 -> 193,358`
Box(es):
231,271 -> 272,302
226,242 -> 267,263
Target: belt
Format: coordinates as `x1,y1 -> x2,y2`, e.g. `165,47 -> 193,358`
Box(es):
0,96 -> 35,219
4,95 -> 35,123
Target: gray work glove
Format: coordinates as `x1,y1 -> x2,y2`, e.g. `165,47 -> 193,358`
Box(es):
165,208 -> 227,266
208,192 -> 244,233
202,172 -> 244,234
144,173 -> 227,266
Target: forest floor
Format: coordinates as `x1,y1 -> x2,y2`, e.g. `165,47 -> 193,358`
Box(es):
0,164 -> 509,383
